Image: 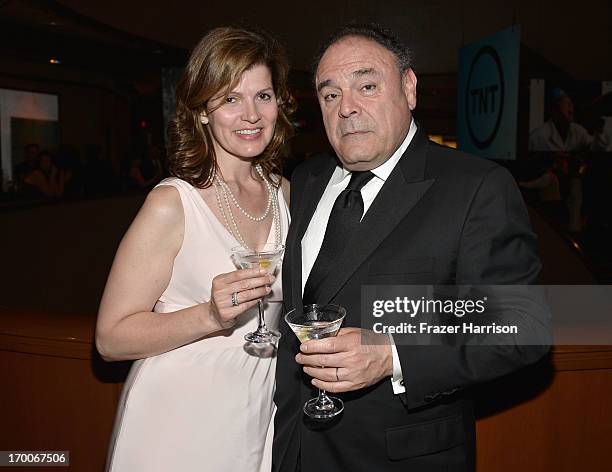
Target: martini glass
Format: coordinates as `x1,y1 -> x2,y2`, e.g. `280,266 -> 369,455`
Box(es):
231,243 -> 284,344
285,304 -> 347,419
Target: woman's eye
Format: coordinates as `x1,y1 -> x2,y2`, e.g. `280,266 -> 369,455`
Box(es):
258,93 -> 272,101
225,96 -> 237,104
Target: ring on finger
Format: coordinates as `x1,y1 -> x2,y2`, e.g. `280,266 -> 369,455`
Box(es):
335,367 -> 340,382
231,292 -> 239,306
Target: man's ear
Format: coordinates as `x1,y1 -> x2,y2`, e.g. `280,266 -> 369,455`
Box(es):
403,69 -> 417,111
199,111 -> 209,125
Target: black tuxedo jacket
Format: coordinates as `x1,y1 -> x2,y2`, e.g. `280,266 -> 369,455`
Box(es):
273,127 -> 550,471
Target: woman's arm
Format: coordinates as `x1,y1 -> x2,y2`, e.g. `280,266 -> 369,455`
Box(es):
96,185 -> 272,361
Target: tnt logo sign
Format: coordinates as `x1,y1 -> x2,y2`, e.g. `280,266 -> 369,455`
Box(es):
465,46 -> 504,149
471,84 -> 499,114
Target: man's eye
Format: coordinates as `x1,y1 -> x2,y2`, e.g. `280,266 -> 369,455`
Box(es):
324,93 -> 338,102
362,84 -> 376,92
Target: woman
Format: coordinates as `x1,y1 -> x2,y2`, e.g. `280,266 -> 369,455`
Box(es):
96,27 -> 295,471
23,150 -> 69,198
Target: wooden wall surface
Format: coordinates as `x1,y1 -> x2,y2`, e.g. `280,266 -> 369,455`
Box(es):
0,308 -> 129,472
1,307 -> 611,471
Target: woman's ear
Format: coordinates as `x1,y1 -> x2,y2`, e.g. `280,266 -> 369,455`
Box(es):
199,111 -> 209,125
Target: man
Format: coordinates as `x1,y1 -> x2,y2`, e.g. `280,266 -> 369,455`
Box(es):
529,88 -> 592,153
529,88 -> 600,233
274,24 -> 550,471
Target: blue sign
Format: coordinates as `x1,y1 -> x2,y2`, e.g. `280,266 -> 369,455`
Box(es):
457,26 -> 520,160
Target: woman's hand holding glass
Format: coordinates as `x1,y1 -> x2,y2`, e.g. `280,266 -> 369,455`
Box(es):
209,268 -> 274,330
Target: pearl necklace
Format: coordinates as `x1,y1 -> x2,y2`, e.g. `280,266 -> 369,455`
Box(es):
216,164 -> 272,221
214,164 -> 282,250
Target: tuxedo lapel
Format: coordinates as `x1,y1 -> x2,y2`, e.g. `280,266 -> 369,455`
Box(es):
313,127 -> 435,305
286,157 -> 337,310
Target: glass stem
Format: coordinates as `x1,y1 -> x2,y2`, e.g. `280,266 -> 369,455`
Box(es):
317,389 -> 334,409
256,299 -> 267,332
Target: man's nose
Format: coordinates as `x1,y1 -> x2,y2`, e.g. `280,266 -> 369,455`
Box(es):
338,91 -> 359,118
242,99 -> 261,123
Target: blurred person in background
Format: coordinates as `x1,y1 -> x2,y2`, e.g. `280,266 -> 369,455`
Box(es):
529,88 -> 599,233
127,144 -> 164,191
519,156 -> 566,227
529,88 -> 593,153
55,145 -> 83,198
13,143 -> 39,190
83,144 -> 115,195
23,150 -> 70,198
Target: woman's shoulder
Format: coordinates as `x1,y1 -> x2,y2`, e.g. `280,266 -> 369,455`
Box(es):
155,176 -> 192,190
271,173 -> 290,206
269,172 -> 288,186
141,182 -> 184,226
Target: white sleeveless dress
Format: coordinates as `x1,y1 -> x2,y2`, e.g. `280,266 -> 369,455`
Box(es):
106,177 -> 289,472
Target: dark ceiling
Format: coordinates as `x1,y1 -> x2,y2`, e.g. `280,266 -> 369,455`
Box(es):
0,0 -> 186,75
2,0 -> 611,81
55,0 -> 612,81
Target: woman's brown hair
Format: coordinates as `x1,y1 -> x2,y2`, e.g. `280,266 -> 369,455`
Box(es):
167,27 -> 296,188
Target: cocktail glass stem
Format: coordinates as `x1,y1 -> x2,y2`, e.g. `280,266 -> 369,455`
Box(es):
256,299 -> 267,332
315,389 -> 335,412
246,297 -> 280,343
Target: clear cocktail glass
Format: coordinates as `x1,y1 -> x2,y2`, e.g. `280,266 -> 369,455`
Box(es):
285,304 -> 347,419
231,243 -> 284,344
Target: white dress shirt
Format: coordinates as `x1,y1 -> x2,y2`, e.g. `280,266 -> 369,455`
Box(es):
301,120 -> 417,394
